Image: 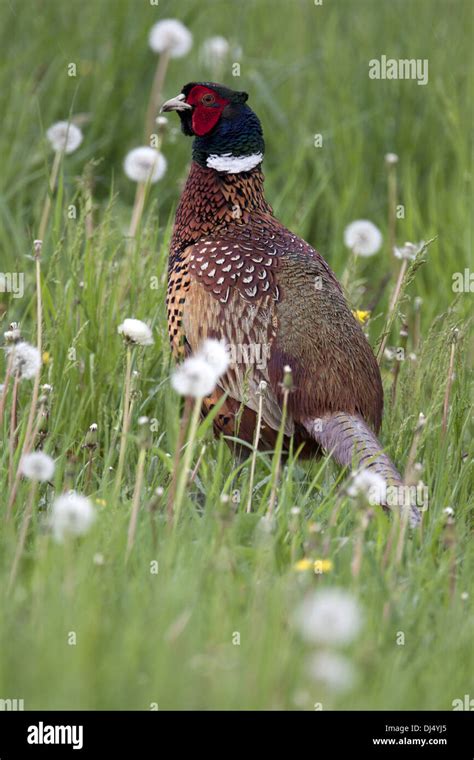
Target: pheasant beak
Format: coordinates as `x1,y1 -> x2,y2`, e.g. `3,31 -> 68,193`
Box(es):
160,94 -> 192,113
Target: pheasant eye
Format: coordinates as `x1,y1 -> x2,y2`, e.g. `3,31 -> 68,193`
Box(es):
201,93 -> 215,105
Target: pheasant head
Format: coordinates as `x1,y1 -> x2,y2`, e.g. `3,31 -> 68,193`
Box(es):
161,82 -> 264,173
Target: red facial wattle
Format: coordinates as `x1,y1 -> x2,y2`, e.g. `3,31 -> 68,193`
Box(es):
185,85 -> 230,136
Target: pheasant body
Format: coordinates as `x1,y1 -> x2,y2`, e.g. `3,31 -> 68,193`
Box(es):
162,82 -> 420,524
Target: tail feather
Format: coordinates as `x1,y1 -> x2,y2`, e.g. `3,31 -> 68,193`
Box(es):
304,412 -> 421,526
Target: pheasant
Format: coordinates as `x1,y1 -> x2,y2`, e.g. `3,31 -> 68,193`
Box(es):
161,82 -> 420,525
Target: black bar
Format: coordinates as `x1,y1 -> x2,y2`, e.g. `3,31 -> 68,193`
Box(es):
0,710 -> 472,756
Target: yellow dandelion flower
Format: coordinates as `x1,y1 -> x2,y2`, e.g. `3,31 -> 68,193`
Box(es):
95,498 -> 107,507
294,558 -> 314,572
42,351 -> 50,364
313,559 -> 333,574
353,310 -> 371,325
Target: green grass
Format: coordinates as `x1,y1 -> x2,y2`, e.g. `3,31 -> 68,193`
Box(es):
0,0 -> 472,710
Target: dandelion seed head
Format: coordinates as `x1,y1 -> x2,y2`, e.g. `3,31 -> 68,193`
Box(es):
4,322 -> 21,343
171,356 -> 217,398
384,347 -> 397,361
344,220 -> 382,256
393,241 -> 425,261
7,341 -> 41,380
347,469 -> 387,505
51,492 -> 95,542
117,318 -> 154,346
123,147 -> 167,184
293,588 -> 363,646
197,339 -> 229,378
385,152 -> 399,166
19,451 -> 55,482
308,652 -> 356,693
46,121 -> 83,154
200,36 -> 230,68
148,19 -> 192,58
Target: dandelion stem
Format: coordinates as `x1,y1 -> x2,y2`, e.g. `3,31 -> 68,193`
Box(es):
413,298 -> 422,353
189,444 -> 206,485
387,161 -> 398,275
85,450 -> 94,492
8,372 -> 20,489
395,504 -> 411,567
0,351 -> 13,430
246,384 -> 265,513
442,333 -> 458,437
38,151 -> 62,242
8,481 -> 37,593
114,346 -> 133,501
6,242 -> 43,520
172,397 -> 201,530
403,414 -> 426,487
390,321 -> 408,405
267,385 -> 289,517
128,182 -> 147,240
125,446 -> 147,562
144,49 -> 171,142
166,396 -> 192,524
351,510 -> 371,579
377,258 -> 407,363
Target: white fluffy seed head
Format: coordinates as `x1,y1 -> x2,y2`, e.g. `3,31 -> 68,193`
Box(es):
385,152 -> 399,166
393,241 -> 425,260
347,469 -> 387,505
46,121 -> 83,154
308,652 -> 356,693
344,220 -> 382,256
7,342 -> 41,380
117,318 -> 154,346
171,356 -> 217,398
200,36 -> 230,68
4,323 -> 21,343
148,19 -> 192,58
51,492 -> 96,542
293,588 -> 363,646
196,339 -> 229,378
19,452 -> 55,482
123,147 -> 167,184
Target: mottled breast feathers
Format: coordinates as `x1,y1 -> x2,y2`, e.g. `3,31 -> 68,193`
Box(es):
166,163 -> 383,452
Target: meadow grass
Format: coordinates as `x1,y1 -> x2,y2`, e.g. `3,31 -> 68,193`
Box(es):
0,0 -> 472,710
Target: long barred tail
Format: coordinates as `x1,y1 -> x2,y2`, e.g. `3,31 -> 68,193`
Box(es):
304,412 -> 421,527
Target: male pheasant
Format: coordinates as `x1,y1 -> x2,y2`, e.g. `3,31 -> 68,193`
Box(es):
162,82 -> 420,525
